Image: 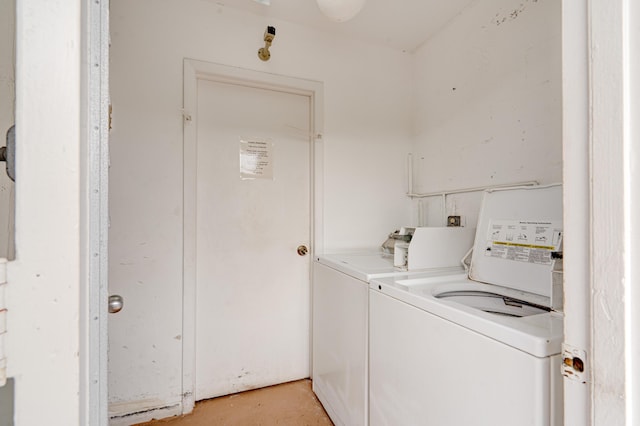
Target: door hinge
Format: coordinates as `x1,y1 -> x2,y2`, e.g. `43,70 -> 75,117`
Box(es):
180,108 -> 192,124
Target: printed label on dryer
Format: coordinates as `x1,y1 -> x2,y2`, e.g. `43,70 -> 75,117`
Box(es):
485,220 -> 562,265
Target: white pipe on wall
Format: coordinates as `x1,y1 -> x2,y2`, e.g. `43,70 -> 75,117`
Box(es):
406,177 -> 538,226
406,180 -> 539,199
406,153 -> 413,195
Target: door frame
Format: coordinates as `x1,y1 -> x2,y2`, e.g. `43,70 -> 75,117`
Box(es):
181,59 -> 324,413
84,0 -> 110,424
562,0 -> 640,423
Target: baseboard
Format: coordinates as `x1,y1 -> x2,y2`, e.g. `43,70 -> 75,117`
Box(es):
109,402 -> 182,425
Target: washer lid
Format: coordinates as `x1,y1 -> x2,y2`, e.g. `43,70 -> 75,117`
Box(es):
469,185 -> 563,299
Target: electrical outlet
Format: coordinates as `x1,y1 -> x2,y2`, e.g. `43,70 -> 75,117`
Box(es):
447,216 -> 461,227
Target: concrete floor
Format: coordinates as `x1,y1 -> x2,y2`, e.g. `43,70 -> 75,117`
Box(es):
136,379 -> 333,426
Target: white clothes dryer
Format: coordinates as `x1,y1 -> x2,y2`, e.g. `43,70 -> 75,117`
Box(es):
369,185 -> 564,426
313,228 -> 474,426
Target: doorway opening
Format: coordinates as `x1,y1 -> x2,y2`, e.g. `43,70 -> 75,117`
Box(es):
181,60 -> 324,413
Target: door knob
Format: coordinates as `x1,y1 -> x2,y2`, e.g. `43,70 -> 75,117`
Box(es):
109,295 -> 124,314
297,245 -> 308,256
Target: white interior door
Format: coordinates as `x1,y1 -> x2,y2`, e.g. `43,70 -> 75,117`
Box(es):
194,78 -> 311,400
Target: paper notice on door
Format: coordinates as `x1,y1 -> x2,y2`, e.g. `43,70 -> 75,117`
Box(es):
240,139 -> 273,180
485,220 -> 562,265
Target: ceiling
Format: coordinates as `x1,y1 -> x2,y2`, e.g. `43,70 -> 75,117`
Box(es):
213,0 -> 477,52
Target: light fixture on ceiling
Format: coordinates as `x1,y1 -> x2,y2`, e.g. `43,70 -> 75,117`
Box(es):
316,0 -> 366,22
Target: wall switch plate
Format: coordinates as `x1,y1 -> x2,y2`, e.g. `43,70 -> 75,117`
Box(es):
447,216 -> 461,227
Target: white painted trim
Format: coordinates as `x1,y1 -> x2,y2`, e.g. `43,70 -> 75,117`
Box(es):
588,1 -> 628,424
624,0 -> 639,423
182,60 -> 198,414
10,1 -> 84,424
564,1 -> 638,423
181,59 -> 324,413
561,0 -> 592,424
82,0 -> 110,424
109,403 -> 182,426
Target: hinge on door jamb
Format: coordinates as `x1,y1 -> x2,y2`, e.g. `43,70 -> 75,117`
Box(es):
180,109 -> 192,124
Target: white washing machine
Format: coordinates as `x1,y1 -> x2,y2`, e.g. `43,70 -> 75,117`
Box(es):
369,185 -> 564,426
312,228 -> 475,426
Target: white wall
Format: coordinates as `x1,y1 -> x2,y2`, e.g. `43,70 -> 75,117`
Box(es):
108,0 -> 412,417
411,0 -> 562,227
